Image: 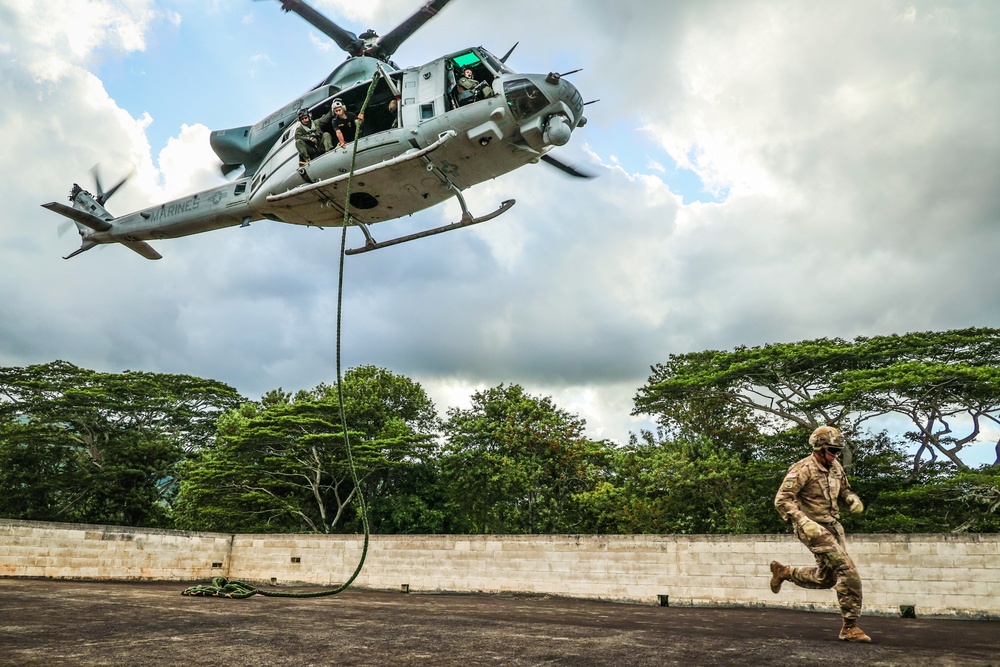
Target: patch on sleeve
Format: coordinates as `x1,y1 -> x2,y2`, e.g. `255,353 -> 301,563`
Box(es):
785,472 -> 798,479
784,480 -> 794,489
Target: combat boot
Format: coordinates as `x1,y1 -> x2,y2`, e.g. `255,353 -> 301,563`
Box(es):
838,620 -> 872,643
769,561 -> 790,594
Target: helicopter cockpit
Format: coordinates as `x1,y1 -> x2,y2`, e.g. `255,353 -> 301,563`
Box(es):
448,49 -> 501,108
503,78 -> 550,122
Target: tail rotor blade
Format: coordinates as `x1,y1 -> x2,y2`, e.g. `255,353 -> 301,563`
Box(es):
100,169 -> 134,204
89,164 -> 135,205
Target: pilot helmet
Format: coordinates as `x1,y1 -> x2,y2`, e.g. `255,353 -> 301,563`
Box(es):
809,425 -> 844,452
298,109 -> 311,121
331,99 -> 346,111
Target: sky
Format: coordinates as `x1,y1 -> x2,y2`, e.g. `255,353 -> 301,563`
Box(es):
1,0 -> 999,461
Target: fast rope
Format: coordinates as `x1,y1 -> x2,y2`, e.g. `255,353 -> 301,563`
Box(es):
183,74 -> 382,600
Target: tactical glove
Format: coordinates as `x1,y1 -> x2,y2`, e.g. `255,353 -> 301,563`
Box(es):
847,495 -> 865,514
796,515 -> 825,541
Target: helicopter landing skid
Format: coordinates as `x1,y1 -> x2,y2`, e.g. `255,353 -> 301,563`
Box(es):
346,199 -> 515,255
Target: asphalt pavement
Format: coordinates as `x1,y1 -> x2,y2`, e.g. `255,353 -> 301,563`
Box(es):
1,578 -> 997,666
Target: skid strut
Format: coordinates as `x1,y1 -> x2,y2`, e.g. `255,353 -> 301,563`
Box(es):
347,199 -> 515,255
346,171 -> 516,254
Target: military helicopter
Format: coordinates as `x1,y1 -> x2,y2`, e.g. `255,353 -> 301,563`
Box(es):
43,0 -> 591,259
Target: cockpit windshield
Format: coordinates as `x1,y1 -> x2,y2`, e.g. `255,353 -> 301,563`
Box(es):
503,79 -> 549,121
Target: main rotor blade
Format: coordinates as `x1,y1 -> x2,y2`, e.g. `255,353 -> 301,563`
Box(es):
274,0 -> 363,56
540,154 -> 595,179
377,0 -> 453,59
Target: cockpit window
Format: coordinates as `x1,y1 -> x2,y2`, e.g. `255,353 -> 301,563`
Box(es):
504,79 -> 549,121
452,52 -> 482,69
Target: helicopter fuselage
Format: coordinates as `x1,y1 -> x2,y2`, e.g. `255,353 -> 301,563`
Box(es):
49,46 -> 586,258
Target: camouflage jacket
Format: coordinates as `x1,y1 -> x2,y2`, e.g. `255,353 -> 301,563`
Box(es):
295,110 -> 334,144
774,454 -> 860,525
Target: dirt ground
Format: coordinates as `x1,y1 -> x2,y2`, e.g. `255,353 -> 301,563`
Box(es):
1,578 -> 997,667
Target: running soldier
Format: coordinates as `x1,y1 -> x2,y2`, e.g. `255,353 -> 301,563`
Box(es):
770,425 -> 871,643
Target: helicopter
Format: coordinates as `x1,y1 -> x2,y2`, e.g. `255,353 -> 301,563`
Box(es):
43,0 -> 591,259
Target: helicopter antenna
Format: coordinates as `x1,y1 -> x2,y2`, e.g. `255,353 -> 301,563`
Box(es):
500,42 -> 519,63
545,69 -> 582,85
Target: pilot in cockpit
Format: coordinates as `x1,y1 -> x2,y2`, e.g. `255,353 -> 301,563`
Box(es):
456,68 -> 493,105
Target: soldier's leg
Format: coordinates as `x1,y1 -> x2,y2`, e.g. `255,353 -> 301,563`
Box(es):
827,523 -> 863,622
800,522 -> 869,641
295,138 -> 310,162
785,521 -> 840,589
321,131 -> 334,152
826,549 -> 862,620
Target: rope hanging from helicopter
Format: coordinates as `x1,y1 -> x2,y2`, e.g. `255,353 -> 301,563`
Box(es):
182,73 -> 383,600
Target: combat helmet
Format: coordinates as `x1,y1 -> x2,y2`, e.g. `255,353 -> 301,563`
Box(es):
809,425 -> 844,452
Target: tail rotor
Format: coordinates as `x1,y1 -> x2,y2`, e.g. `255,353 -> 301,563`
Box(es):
89,164 -> 135,206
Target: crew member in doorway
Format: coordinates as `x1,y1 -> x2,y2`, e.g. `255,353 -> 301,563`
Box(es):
332,99 -> 364,148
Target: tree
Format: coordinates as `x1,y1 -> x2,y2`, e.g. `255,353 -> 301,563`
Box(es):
173,366 -> 440,533
440,384 -> 613,534
0,360 -> 241,526
820,329 -> 1000,471
633,328 -> 1000,471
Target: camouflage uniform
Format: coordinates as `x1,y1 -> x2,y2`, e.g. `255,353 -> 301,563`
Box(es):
295,110 -> 334,162
774,450 -> 864,621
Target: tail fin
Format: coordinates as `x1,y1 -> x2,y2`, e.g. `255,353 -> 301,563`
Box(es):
41,184 -> 162,260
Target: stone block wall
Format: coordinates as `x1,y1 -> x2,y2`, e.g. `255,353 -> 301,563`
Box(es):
2,520 -> 997,619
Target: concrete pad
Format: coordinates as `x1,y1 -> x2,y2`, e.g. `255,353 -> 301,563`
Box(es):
0,578 -> 997,666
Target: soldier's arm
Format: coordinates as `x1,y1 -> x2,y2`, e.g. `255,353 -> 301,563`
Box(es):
774,465 -> 808,524
837,465 -> 865,513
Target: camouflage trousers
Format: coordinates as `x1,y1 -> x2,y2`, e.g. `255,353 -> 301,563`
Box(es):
789,519 -> 863,620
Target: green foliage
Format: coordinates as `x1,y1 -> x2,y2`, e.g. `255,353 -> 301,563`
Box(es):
6,328 -> 998,538
173,366 -> 440,534
0,360 -> 241,526
634,327 -> 1000,472
585,431 -> 787,535
440,384 -> 613,534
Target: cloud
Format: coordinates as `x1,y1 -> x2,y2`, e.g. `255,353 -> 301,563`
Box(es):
1,0 -> 998,453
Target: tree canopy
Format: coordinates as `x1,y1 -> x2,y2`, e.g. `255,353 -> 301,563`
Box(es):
173,366 -> 440,534
0,360 -> 241,526
440,384 -> 612,534
633,328 -> 1000,472
4,330 -> 998,536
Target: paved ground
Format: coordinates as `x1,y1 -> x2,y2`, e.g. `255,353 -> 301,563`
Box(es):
1,578 -> 997,666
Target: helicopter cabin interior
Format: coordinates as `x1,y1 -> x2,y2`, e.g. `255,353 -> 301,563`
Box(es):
273,48 -> 503,155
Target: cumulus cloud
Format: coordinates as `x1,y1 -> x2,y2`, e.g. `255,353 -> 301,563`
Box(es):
1,0 -> 998,451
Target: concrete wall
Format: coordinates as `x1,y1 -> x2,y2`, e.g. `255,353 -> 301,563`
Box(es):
2,519 -> 997,619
